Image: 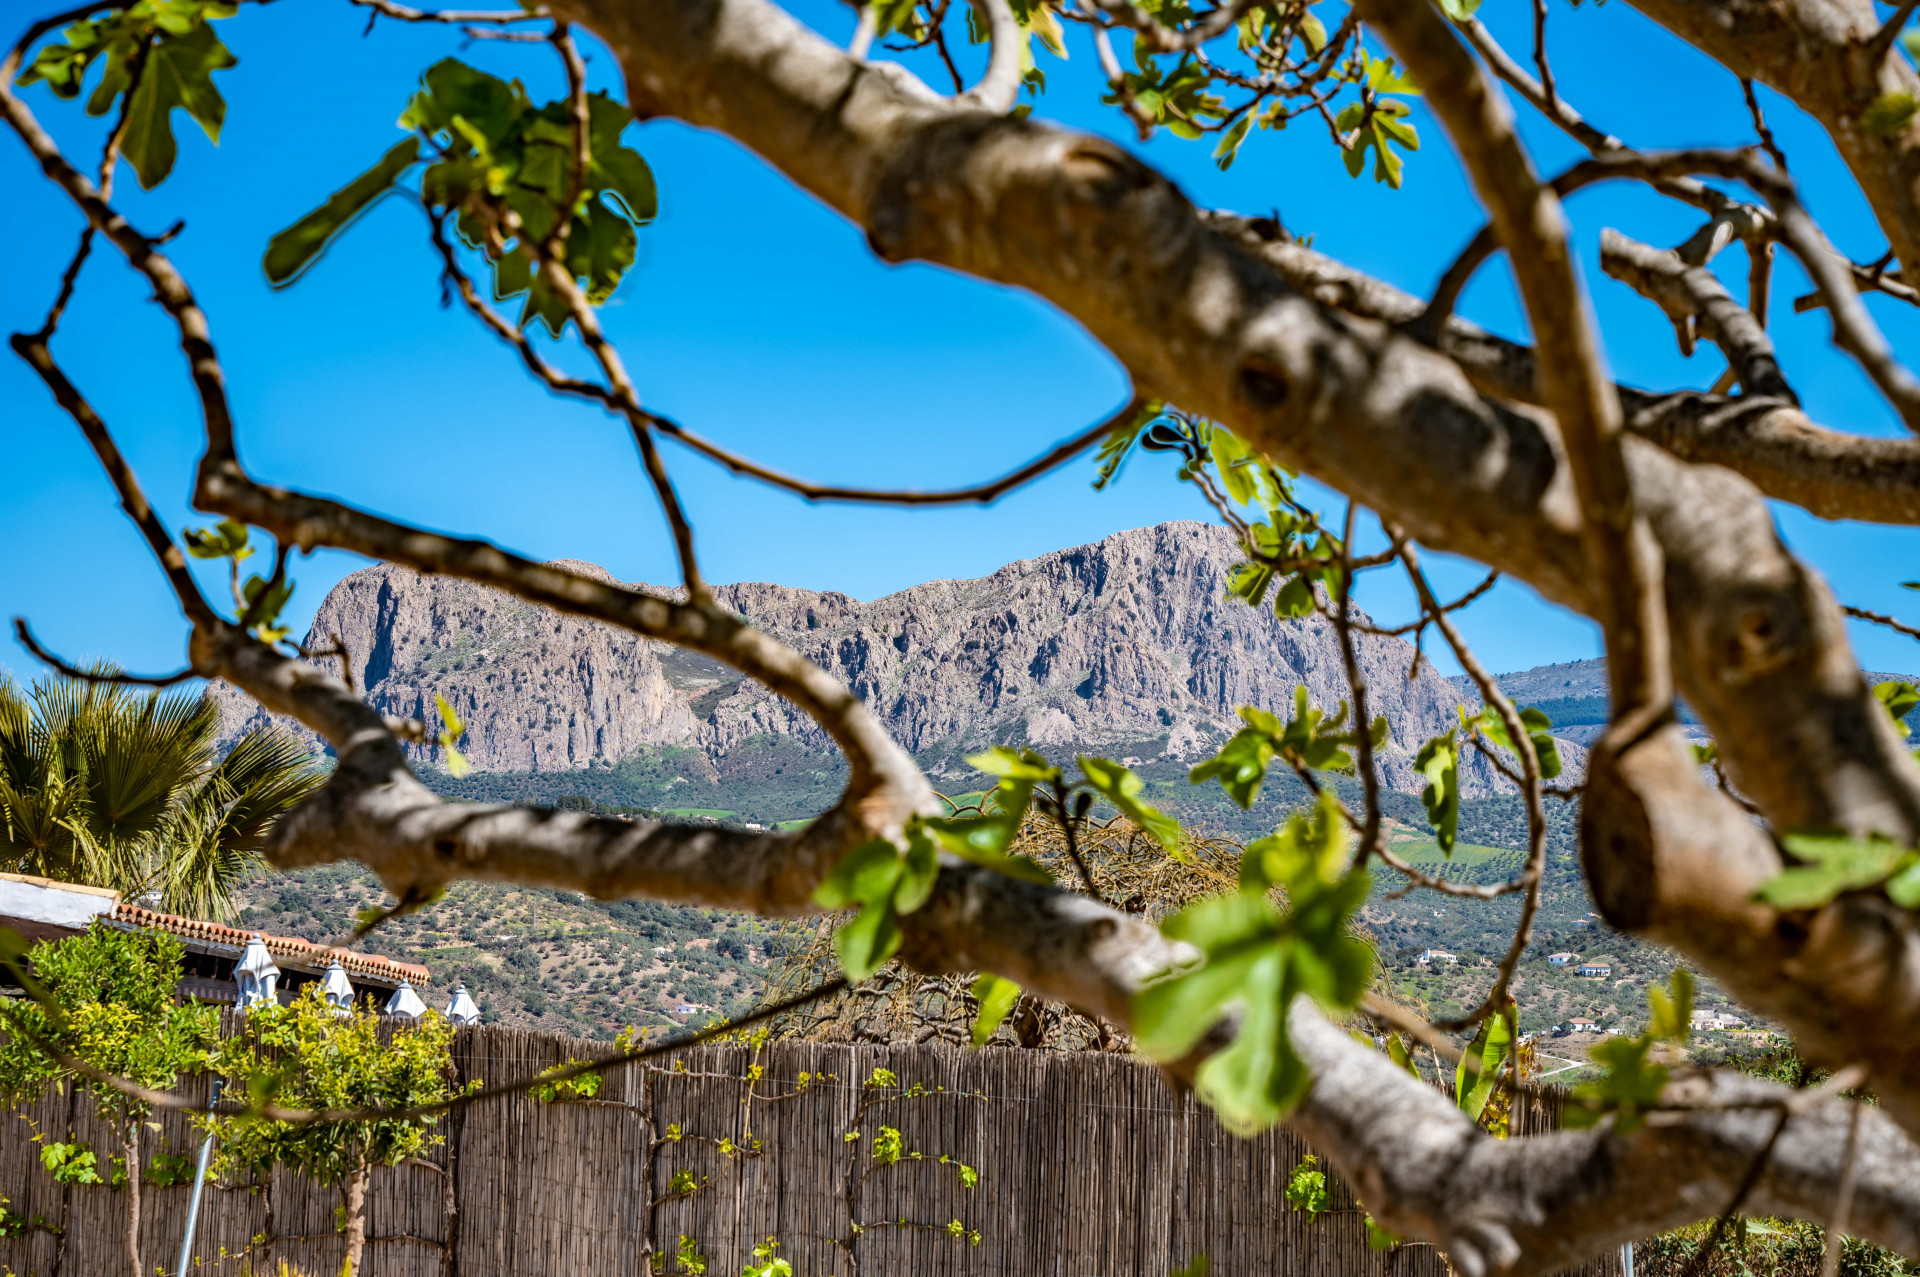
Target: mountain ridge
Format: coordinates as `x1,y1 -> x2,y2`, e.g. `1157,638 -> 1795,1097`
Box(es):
1453,657 -> 1919,745
214,522 -> 1555,795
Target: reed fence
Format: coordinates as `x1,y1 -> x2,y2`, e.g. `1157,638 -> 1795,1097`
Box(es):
0,1022 -> 1621,1277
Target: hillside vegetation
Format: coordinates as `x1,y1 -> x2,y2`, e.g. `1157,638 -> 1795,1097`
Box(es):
237,782 -> 1757,1056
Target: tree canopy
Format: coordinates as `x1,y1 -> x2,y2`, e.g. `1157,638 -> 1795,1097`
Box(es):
11,0 -> 1920,1270
206,985 -> 466,1277
0,922 -> 217,1277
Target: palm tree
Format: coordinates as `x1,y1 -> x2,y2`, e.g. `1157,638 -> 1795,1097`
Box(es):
0,671 -> 323,920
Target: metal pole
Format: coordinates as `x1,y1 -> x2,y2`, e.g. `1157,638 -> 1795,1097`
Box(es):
173,1076 -> 221,1277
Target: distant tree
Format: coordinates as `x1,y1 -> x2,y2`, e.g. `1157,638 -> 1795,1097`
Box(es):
14,0 -> 1920,1265
205,986 -> 467,1277
0,922 -> 217,1277
0,672 -> 322,919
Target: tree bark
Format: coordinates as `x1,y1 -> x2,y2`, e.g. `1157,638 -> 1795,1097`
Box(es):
1623,0 -> 1920,275
342,1163 -> 369,1277
548,0 -> 1920,1127
121,1123 -> 140,1277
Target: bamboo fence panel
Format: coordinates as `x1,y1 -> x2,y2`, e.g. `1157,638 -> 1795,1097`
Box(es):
1,1023 -> 1624,1277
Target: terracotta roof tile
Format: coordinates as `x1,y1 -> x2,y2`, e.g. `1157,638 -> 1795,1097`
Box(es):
111,903 -> 430,985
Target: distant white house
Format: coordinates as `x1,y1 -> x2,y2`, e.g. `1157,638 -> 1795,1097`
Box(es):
1578,959 -> 1613,978
1415,949 -> 1458,966
1690,1009 -> 1748,1032
1547,952 -> 1578,966
674,1004 -> 699,1015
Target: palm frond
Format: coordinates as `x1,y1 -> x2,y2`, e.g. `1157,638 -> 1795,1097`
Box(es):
0,673 -> 319,919
66,686 -> 217,857
161,726 -> 324,920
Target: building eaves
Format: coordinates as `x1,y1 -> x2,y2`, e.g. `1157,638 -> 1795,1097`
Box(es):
111,903 -> 430,986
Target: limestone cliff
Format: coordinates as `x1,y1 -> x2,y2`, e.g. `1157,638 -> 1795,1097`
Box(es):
214,522 -> 1544,792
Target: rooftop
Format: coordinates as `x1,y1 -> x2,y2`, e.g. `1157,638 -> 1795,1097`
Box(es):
0,872 -> 428,987
113,901 -> 430,985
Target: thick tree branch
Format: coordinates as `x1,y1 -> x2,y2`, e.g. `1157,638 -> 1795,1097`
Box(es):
550,0 -> 1920,1141
1623,0 -> 1920,277
16,7 -> 1920,1268
960,0 -> 1022,112
1289,1005 -> 1920,1277
1214,216 -> 1920,526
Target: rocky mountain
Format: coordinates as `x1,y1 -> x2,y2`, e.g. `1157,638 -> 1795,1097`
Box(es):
216,521 -> 1542,795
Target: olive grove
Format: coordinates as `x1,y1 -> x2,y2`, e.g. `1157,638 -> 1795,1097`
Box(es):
10,0 -> 1920,1270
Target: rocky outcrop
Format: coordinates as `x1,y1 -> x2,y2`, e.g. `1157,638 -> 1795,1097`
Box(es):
213,522 -> 1516,791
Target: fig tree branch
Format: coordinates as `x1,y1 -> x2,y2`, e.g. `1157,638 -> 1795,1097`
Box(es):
10,619 -> 197,687
551,0 -> 1920,1140
1598,228 -> 1796,400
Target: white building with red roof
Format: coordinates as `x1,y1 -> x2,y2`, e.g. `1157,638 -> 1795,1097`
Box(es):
0,871 -> 428,1009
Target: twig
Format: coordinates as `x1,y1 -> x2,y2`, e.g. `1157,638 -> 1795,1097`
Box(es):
930,20 -> 967,92
1529,0 -> 1556,114
550,22 -> 591,248
295,632 -> 356,693
1331,502 -> 1385,866
459,25 -> 545,41
427,210 -> 612,403
33,227 -> 95,342
476,198 -> 710,599
1078,0 -> 1257,52
1345,569 -> 1499,637
8,334 -> 217,628
346,0 -> 550,23
11,619 -> 196,686
848,4 -> 877,57
236,540 -> 293,635
29,27 -> 147,341
1680,1108 -> 1792,1277
1741,78 -> 1788,174
1454,16 -> 1620,154
1843,603 -> 1920,643
1819,1100 -> 1863,1277
1408,224 -> 1497,343
652,398 -> 1146,505
1044,779 -> 1105,904
7,2 -> 118,78
1395,536 -> 1549,1034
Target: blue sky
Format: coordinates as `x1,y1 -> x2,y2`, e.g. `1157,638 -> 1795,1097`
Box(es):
5,0 -> 1920,686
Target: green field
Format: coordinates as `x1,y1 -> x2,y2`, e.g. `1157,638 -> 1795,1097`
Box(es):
1385,839 -> 1509,866
662,807 -> 737,820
